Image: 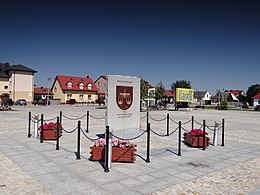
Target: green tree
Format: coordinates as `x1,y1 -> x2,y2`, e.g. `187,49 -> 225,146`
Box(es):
155,81 -> 165,101
246,84 -> 260,106
140,78 -> 149,102
171,80 -> 191,90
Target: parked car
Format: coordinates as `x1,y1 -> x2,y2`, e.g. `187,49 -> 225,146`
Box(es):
15,99 -> 27,106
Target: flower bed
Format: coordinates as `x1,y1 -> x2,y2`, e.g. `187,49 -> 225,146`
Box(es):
90,138 -> 137,162
184,128 -> 209,147
38,122 -> 63,140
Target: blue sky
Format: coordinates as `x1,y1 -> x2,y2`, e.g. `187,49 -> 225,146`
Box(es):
1,0 -> 259,94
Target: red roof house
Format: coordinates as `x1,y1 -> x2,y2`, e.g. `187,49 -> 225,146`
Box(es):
51,75 -> 98,104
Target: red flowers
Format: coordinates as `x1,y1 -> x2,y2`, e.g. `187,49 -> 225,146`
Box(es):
39,122 -> 63,131
189,128 -> 208,136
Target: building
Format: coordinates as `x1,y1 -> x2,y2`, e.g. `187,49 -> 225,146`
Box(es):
94,75 -> 107,104
0,62 -> 37,103
51,75 -> 98,104
164,90 -> 175,103
194,91 -> 211,105
145,84 -> 156,108
34,87 -> 53,102
253,93 -> 260,107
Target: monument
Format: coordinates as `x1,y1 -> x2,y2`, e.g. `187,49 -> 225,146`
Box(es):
106,75 -> 140,133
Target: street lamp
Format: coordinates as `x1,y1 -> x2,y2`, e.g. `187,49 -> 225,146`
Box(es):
47,78 -> 51,105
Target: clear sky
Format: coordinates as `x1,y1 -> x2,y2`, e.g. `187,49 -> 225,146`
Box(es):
1,0 -> 259,94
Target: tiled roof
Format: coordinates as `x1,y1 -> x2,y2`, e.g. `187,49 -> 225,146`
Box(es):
253,93 -> 260,99
34,87 -> 52,95
224,90 -> 242,96
0,62 -> 37,74
95,75 -> 107,83
56,75 -> 98,92
165,90 -> 175,97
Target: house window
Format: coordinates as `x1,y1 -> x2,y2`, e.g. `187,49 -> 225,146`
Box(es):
87,83 -> 92,90
79,83 -> 84,90
79,94 -> 84,100
88,95 -> 91,100
4,86 -> 8,90
67,94 -> 72,100
67,82 -> 73,88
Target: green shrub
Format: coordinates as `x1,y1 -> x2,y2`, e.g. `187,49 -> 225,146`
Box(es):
220,100 -> 228,110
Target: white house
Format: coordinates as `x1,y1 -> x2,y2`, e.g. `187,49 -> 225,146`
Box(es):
253,93 -> 260,107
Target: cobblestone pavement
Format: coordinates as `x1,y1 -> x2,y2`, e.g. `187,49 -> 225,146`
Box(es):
0,105 -> 259,194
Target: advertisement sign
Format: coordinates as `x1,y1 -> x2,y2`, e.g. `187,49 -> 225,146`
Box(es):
176,88 -> 194,102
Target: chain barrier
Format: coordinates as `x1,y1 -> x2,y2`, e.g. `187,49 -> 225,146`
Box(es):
168,126 -> 179,136
169,117 -> 178,124
80,128 -> 100,142
150,129 -> 168,137
110,130 -> 147,141
62,114 -> 86,120
181,126 -> 190,133
194,120 -> 203,126
89,114 -> 106,120
182,119 -> 192,125
62,126 -> 78,134
149,115 -> 167,122
44,116 -> 58,122
140,115 -> 147,120
30,117 -> 37,123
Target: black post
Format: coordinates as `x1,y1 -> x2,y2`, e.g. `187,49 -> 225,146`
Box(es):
76,120 -> 81,159
146,112 -> 149,129
56,117 -> 60,150
178,121 -> 182,156
86,111 -> 89,133
104,125 -> 110,172
146,123 -> 150,163
166,113 -> 169,136
40,114 -> 44,143
191,116 -> 194,130
221,118 -> 225,146
203,120 -> 206,150
60,111 -> 62,125
28,112 -> 32,138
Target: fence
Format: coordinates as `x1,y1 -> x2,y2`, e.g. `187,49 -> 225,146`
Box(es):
28,111 -> 225,172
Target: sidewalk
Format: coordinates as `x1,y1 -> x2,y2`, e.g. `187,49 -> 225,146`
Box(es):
0,105 -> 260,194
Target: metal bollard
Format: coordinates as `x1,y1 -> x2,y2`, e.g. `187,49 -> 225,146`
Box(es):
40,114 -> 44,143
178,121 -> 182,156
86,111 -> 89,133
191,116 -> 194,130
146,123 -> 151,163
213,121 -> 220,146
104,125 -> 110,172
76,120 -> 81,159
166,113 -> 169,136
56,117 -> 60,150
28,112 -> 32,138
203,120 -> 206,150
221,119 -> 225,146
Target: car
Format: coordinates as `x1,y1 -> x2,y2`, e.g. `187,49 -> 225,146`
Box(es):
15,99 -> 27,106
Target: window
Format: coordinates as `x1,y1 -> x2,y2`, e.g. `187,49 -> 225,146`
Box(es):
67,82 -> 73,88
4,86 -> 8,90
87,83 -> 92,90
79,83 -> 84,90
88,95 -> 91,100
67,94 -> 72,99
79,94 -> 84,100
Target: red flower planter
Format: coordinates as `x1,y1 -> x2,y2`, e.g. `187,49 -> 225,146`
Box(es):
41,129 -> 62,140
90,146 -> 137,162
184,133 -> 209,147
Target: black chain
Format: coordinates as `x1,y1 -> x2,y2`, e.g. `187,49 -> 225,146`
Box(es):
30,117 -> 37,123
168,127 -> 179,136
80,128 -> 100,141
44,116 -> 58,122
181,126 -> 190,133
89,114 -> 106,120
63,126 -> 78,133
194,120 -> 203,126
62,114 -> 86,120
110,130 -> 147,141
149,115 -> 167,122
140,115 -> 147,120
150,129 -> 168,137
169,117 -> 178,124
182,119 -> 192,125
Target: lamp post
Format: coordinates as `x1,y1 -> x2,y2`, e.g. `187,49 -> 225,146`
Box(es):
47,78 -> 51,105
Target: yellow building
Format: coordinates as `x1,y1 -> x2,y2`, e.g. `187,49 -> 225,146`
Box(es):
0,62 -> 37,103
52,75 -> 98,104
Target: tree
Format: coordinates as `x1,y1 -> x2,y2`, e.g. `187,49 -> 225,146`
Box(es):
246,84 -> 260,106
155,81 -> 165,101
171,80 -> 191,90
140,78 -> 149,102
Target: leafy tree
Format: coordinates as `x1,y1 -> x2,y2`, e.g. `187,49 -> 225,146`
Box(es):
140,78 -> 149,101
155,81 -> 165,101
220,100 -> 228,110
246,84 -> 260,106
171,80 -> 191,90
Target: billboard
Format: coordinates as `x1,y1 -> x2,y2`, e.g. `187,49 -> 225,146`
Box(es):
176,88 -> 194,102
